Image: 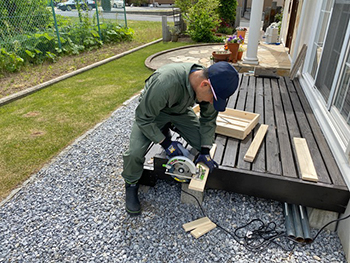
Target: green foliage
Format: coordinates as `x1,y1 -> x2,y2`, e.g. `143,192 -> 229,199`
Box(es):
275,12 -> 283,23
217,0 -> 237,28
174,0 -> 196,17
0,48 -> 24,73
101,0 -> 111,11
0,16 -> 134,74
0,0 -> 51,38
128,0 -> 149,6
186,0 -> 220,43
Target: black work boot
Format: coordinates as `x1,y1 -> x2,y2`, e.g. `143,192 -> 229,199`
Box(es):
125,182 -> 141,216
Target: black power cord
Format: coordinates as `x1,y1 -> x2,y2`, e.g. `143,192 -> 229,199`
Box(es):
181,188 -> 350,252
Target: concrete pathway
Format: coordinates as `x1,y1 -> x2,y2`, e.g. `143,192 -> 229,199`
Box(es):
145,41 -> 291,76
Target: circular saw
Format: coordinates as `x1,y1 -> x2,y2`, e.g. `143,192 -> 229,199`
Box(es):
163,156 -> 198,183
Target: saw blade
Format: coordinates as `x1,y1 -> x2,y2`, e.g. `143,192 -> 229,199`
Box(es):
171,162 -> 193,177
164,156 -> 197,180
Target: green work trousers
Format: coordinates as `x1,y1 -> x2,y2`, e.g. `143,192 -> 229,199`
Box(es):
122,110 -> 201,183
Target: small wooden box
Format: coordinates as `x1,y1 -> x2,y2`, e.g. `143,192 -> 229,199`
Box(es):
193,105 -> 260,140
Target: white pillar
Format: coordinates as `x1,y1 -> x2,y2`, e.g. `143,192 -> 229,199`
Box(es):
243,0 -> 264,65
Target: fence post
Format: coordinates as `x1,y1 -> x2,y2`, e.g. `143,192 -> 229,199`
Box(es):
50,0 -> 62,49
95,3 -> 102,40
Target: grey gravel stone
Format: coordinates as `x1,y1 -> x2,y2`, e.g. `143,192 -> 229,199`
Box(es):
0,96 -> 347,263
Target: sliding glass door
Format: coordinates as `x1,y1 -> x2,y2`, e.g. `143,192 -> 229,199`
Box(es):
306,0 -> 350,154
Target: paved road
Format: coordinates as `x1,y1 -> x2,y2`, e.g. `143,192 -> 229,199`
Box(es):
54,7 -> 173,21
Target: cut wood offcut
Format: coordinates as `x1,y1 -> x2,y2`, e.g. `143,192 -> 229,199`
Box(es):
244,124 -> 269,162
182,217 -> 216,239
293,137 -> 318,182
188,144 -> 217,192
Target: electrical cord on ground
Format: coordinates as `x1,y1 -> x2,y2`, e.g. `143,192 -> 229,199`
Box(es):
180,188 -> 350,252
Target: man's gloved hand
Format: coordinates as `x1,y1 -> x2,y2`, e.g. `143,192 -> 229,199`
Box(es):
161,138 -> 189,158
195,147 -> 218,172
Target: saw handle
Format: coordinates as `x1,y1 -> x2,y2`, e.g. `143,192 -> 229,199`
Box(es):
195,154 -> 218,173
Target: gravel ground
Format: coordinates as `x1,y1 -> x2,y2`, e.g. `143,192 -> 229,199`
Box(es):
0,96 -> 347,263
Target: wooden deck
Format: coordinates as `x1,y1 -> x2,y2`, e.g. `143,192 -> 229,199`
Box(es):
141,75 -> 350,213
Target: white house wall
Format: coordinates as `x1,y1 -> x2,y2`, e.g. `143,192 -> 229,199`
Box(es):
292,0 -> 350,261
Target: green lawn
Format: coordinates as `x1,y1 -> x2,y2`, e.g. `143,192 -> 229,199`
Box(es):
0,41 -> 190,200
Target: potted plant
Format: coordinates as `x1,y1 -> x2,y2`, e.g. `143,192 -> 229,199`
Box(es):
225,35 -> 243,62
212,50 -> 231,63
169,26 -> 181,42
237,47 -> 244,61
236,27 -> 247,41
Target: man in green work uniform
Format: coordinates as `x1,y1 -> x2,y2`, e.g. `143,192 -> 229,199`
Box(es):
122,61 -> 239,215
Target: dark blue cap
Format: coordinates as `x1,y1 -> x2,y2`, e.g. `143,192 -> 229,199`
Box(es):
208,62 -> 239,112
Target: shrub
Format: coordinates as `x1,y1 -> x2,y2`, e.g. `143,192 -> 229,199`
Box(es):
184,0 -> 220,42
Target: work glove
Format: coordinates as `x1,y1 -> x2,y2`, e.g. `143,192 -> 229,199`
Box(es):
161,138 -> 189,158
195,147 -> 218,173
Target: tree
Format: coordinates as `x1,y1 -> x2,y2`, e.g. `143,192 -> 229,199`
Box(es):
217,0 -> 237,30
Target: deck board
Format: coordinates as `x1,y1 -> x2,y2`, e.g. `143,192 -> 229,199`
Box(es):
142,75 -> 350,213
264,78 -> 282,175
293,80 -> 346,186
252,78 -> 266,172
285,77 -> 331,184
271,78 -> 298,178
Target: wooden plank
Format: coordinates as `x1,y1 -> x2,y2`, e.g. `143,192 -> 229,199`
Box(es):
188,144 -> 217,192
244,124 -> 269,162
279,77 -> 301,178
285,77 -> 331,184
221,76 -> 249,168
292,79 -> 346,187
182,217 -> 211,232
226,74 -> 242,109
210,144 -> 217,160
221,138 -> 239,167
237,77 -> 256,170
212,135 -> 226,165
271,78 -> 298,178
264,78 -> 282,175
289,44 -> 307,80
216,122 -> 246,131
190,221 -> 217,239
252,78 -> 266,172
218,115 -> 251,123
293,138 -> 318,182
235,75 -> 249,111
217,117 -> 249,127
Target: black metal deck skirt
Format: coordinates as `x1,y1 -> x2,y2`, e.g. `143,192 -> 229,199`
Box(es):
142,75 -> 350,213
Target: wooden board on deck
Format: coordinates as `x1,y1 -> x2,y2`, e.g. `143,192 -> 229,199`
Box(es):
244,124 -> 268,162
293,137 -> 318,182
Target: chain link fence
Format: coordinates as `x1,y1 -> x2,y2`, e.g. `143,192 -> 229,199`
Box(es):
0,0 -> 129,73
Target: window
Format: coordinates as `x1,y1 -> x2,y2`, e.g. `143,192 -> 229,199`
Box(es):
307,0 -> 333,80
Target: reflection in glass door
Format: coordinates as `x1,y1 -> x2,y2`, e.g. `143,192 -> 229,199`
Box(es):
307,0 -> 333,80
333,52 -> 350,126
315,2 -> 350,102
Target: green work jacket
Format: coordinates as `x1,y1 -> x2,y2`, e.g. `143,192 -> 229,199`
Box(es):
135,63 -> 218,147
